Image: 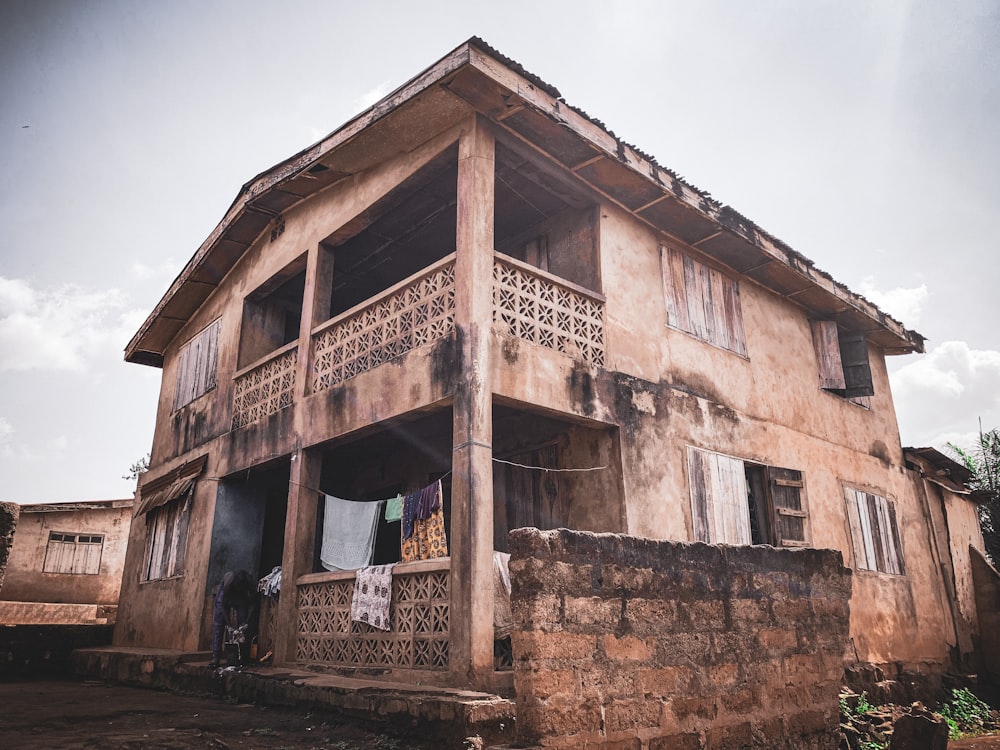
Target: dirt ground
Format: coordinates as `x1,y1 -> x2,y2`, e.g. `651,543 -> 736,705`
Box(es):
5,677 -> 1000,749
0,678 -> 441,750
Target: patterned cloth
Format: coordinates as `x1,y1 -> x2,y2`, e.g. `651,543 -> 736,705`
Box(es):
400,482 -> 448,563
351,564 -> 394,631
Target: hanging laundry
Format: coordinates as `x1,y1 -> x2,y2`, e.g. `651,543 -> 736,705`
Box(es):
493,551 -> 513,639
401,481 -> 448,562
384,495 -> 404,523
351,564 -> 394,631
257,566 -> 282,598
320,495 -> 382,572
401,490 -> 420,540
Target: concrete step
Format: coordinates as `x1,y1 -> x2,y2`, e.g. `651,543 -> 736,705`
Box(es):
73,646 -> 516,747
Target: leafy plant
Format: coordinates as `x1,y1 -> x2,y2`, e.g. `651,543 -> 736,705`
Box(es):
938,686 -> 993,739
948,423 -> 1000,564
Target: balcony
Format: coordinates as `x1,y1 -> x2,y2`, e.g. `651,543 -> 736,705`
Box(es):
311,255 -> 457,394
231,342 -> 298,430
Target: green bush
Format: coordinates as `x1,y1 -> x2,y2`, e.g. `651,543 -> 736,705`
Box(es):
938,687 -> 992,739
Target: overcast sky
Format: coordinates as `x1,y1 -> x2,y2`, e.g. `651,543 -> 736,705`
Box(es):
1,0 -> 998,502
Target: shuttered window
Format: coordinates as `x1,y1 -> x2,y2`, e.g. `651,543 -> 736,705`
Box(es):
173,319 -> 221,410
810,320 -> 874,399
687,447 -> 808,547
142,492 -> 192,581
660,245 -> 747,356
844,487 -> 904,575
42,532 -> 104,575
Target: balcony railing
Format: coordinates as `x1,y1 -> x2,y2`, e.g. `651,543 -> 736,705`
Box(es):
310,255 -> 456,393
493,253 -> 606,367
295,558 -> 450,671
231,343 -> 297,429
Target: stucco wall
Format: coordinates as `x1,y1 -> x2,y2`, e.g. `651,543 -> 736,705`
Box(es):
1,504 -> 131,605
509,527 -> 851,749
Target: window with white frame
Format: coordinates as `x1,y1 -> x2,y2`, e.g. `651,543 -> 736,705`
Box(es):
844,487 -> 905,575
142,493 -> 192,581
173,318 -> 221,410
687,447 -> 808,546
660,245 -> 747,356
42,532 -> 104,575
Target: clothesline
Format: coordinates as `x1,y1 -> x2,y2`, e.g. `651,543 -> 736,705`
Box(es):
286,457 -> 607,497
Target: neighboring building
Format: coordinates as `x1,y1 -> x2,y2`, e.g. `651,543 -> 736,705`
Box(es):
116,38 -> 988,692
0,499 -> 133,625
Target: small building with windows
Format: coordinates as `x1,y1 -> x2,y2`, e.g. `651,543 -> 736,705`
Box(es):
0,499 -> 133,624
115,38 -> 989,693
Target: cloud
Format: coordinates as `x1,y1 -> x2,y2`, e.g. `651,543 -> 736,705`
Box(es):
0,417 -> 12,456
131,258 -> 180,282
0,277 -> 141,372
859,276 -> 929,328
353,80 -> 393,111
890,341 -> 1000,449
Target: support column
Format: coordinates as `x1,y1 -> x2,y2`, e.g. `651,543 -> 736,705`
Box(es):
274,447 -> 321,665
450,116 -> 496,688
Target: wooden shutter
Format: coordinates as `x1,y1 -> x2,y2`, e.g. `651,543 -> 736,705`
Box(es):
768,467 -> 807,546
687,448 -> 750,544
173,319 -> 221,409
839,331 -> 874,397
661,246 -> 747,356
811,320 -> 847,390
844,487 -> 869,569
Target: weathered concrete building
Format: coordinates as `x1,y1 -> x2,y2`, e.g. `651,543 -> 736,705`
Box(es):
0,499 -> 132,625
117,38 -> 988,704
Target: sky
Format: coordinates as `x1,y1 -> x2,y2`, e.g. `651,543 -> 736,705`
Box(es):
1,0 -> 998,503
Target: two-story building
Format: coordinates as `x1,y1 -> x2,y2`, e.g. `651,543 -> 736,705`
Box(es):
116,38 -> 987,692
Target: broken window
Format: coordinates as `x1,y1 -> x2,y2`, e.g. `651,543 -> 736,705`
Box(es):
810,320 -> 874,400
659,245 -> 747,356
42,532 -> 103,575
142,492 -> 192,581
687,447 -> 808,546
173,319 -> 221,410
844,487 -> 905,575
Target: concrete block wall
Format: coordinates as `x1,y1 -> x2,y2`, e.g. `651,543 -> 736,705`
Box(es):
508,528 -> 852,749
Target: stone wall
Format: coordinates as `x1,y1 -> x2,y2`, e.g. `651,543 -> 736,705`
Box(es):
508,528 -> 852,749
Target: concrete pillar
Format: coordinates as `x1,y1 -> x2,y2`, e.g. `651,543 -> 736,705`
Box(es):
274,447 -> 321,665
450,116 -> 496,687
295,242 -> 335,402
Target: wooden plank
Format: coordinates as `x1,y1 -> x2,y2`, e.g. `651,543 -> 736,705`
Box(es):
844,487 -> 871,570
659,245 -> 680,329
670,246 -> 691,333
709,266 -> 730,351
723,278 -> 747,357
687,447 -> 711,543
888,501 -> 905,575
866,493 -> 887,573
811,320 -> 846,390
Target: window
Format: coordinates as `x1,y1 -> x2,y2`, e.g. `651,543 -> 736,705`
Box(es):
660,244 -> 747,356
174,319 -> 221,409
142,493 -> 192,581
237,259 -> 305,369
687,447 -> 808,546
810,320 -> 874,399
844,487 -> 904,575
42,532 -> 103,575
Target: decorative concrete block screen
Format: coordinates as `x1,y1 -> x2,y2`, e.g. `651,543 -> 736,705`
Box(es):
232,345 -> 297,429
311,258 -> 456,393
508,528 -> 852,750
296,559 -> 450,671
493,256 -> 605,368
